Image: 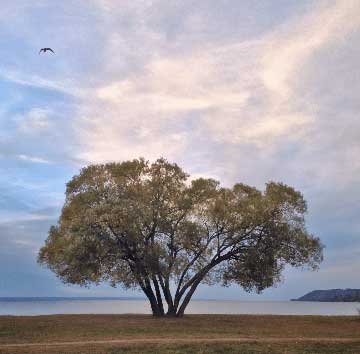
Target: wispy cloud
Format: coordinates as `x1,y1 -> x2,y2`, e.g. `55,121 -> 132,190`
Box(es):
0,211 -> 54,225
15,108 -> 51,134
1,70 -> 84,97
16,154 -> 51,164
74,0 -> 360,165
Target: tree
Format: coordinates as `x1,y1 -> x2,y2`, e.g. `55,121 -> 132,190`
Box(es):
38,158 -> 323,317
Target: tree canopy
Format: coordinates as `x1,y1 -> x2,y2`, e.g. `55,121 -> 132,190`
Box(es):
38,158 -> 323,317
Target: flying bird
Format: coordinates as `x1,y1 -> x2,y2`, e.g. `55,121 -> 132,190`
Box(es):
39,48 -> 55,54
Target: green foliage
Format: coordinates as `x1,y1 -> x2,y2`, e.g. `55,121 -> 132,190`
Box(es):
38,158 -> 323,316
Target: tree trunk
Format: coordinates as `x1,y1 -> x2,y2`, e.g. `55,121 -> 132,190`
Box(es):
142,260 -> 221,317
152,277 -> 165,316
174,260 -> 221,317
176,277 -> 202,317
147,291 -> 163,316
166,304 -> 177,317
142,280 -> 165,317
142,275 -> 203,317
163,280 -> 176,316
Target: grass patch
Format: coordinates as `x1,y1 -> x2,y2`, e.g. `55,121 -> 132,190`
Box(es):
1,342 -> 359,354
0,314 -> 359,344
0,315 -> 358,353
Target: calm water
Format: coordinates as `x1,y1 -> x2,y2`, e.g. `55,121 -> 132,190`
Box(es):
0,299 -> 358,316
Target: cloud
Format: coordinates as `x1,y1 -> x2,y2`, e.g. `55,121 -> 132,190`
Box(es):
73,0 -> 360,167
15,108 -> 51,134
0,209 -> 58,225
16,154 -> 51,164
261,1 -> 360,97
204,0 -> 360,147
0,70 -> 83,97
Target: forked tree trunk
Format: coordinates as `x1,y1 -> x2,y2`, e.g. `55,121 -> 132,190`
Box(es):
142,258 -> 220,317
143,275 -> 204,317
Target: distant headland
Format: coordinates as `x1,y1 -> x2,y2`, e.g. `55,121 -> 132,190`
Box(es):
292,289 -> 360,302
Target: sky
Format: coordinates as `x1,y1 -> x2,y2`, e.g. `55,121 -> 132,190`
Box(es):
0,0 -> 359,300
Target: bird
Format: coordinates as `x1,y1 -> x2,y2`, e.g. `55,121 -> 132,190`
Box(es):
39,48 -> 55,54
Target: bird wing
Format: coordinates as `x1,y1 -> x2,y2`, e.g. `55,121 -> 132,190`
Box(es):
48,48 -> 55,54
39,48 -> 44,54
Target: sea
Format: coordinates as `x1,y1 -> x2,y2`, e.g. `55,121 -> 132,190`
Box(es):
0,298 -> 358,316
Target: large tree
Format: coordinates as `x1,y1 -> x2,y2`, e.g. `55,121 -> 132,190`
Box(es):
39,158 -> 323,317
